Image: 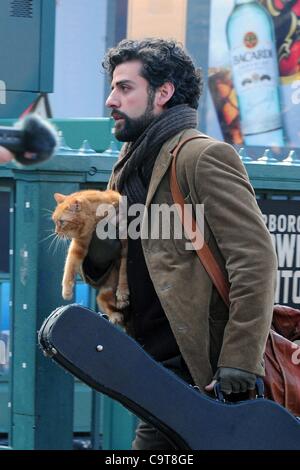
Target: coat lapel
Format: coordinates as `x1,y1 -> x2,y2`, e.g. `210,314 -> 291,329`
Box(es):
144,132 -> 183,209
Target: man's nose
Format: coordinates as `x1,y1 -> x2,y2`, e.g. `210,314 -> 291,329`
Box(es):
106,89 -> 120,108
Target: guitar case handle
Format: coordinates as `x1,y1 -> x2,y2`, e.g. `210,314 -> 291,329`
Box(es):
214,377 -> 265,403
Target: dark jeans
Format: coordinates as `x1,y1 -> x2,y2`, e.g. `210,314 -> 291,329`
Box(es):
132,420 -> 177,450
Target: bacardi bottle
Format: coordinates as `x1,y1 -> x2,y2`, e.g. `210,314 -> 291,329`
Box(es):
226,0 -> 285,146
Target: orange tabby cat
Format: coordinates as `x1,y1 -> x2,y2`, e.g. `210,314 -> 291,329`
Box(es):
52,189 -> 128,325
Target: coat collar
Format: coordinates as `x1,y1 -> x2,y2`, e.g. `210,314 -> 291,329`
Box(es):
109,129 -> 202,203
144,128 -> 202,208
145,130 -> 185,209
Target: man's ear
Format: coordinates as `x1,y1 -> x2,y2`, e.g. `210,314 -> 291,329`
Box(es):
156,82 -> 175,108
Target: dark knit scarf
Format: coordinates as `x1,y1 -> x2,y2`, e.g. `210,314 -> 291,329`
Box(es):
113,104 -> 198,205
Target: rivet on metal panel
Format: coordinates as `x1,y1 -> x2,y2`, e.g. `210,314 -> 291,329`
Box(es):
88,166 -> 97,176
77,140 -> 96,155
238,147 -> 252,163
282,150 -> 300,165
57,132 -> 74,155
96,345 -> 104,352
103,128 -> 120,156
257,149 -> 278,164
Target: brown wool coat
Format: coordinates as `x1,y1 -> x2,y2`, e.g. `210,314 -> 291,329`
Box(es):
84,128 -> 278,390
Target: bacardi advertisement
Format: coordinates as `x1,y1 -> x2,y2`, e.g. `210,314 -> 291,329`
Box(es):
207,0 -> 300,148
259,199 -> 300,308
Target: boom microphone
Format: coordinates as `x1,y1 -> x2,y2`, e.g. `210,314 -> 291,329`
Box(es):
0,114 -> 58,165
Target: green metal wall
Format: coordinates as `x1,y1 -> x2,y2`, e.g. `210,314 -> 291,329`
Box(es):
0,118 -> 136,450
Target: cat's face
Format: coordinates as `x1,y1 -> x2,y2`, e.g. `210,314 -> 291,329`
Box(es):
52,193 -> 93,239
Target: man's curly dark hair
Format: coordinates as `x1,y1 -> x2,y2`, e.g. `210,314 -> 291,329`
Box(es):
102,38 -> 203,110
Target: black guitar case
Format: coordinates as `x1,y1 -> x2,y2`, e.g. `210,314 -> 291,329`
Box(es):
38,304 -> 300,450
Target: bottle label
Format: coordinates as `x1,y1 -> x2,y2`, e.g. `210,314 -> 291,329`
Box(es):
230,34 -> 281,135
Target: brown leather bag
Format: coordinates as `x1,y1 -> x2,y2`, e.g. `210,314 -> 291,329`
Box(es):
170,136 -> 300,416
264,306 -> 300,415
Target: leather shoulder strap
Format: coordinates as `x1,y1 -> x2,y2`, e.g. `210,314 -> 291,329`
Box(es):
170,136 -> 230,307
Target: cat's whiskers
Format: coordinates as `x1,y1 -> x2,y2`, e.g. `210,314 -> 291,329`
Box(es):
56,238 -> 62,255
39,232 -> 56,244
42,208 -> 54,221
61,235 -> 70,258
53,235 -> 62,256
51,232 -> 70,256
48,233 -> 61,253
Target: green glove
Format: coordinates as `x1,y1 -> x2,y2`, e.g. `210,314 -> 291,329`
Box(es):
215,367 -> 256,394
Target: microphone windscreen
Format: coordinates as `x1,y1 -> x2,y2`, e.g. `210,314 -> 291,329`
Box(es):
14,114 -> 58,166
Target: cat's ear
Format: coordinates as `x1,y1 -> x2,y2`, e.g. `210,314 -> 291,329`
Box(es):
54,193 -> 66,204
69,200 -> 81,212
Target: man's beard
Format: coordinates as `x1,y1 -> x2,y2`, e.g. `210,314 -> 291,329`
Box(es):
113,90 -> 156,142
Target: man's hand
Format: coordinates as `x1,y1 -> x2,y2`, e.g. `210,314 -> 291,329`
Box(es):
83,230 -> 122,279
0,147 -> 39,164
205,367 -> 257,395
0,146 -> 14,163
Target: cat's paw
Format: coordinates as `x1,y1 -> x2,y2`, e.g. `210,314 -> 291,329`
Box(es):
116,287 -> 130,309
109,312 -> 124,326
62,286 -> 73,300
